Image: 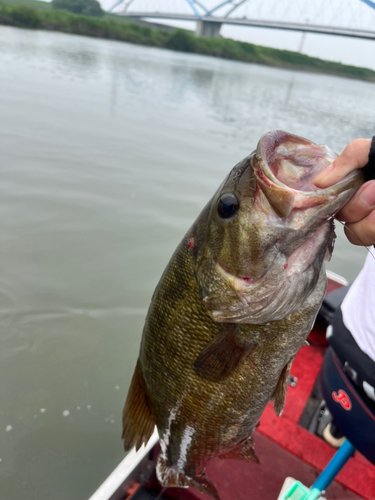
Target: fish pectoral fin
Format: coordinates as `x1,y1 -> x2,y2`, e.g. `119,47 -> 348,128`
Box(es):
220,436 -> 260,464
122,359 -> 155,451
272,357 -> 294,417
194,327 -> 255,382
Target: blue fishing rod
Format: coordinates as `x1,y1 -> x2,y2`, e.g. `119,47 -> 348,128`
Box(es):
282,439 -> 355,500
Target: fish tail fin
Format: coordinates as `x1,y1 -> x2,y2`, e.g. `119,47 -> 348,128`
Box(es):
122,359 -> 155,451
156,456 -> 221,500
190,474 -> 221,500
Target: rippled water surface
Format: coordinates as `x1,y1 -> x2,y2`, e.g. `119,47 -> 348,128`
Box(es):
1,25 -> 375,500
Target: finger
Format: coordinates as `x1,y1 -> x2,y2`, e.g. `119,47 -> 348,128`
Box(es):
314,139 -> 371,188
336,180 -> 375,223
343,210 -> 375,246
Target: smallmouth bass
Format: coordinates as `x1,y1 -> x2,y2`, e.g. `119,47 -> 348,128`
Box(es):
122,131 -> 362,499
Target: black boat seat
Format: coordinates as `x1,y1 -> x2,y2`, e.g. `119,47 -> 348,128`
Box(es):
320,347 -> 375,465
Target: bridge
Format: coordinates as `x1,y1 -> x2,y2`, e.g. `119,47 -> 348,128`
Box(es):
107,0 -> 375,40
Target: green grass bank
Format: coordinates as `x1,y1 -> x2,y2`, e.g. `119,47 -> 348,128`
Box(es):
1,0 -> 375,82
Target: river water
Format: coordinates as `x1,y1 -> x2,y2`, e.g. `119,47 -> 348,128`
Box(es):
1,25 -> 374,500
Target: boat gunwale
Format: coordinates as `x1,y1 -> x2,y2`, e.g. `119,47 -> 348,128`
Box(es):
88,428 -> 159,500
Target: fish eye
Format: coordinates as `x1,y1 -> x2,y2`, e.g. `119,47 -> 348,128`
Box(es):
217,193 -> 239,219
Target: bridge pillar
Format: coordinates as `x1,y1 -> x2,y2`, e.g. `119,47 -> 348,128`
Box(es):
195,20 -> 222,38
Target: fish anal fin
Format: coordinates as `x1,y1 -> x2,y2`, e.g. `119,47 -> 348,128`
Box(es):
122,359 -> 155,451
156,456 -> 221,500
194,328 -> 255,382
220,436 -> 260,464
272,357 -> 294,417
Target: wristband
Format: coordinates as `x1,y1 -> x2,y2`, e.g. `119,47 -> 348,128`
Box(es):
362,136 -> 375,182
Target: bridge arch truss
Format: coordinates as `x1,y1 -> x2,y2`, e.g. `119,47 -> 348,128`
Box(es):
107,0 -> 375,40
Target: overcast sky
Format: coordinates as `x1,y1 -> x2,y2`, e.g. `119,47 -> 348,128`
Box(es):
95,0 -> 375,70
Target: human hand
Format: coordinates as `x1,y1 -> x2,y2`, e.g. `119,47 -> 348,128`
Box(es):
314,139 -> 375,246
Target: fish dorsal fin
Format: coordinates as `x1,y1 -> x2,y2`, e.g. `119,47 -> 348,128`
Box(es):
220,435 -> 260,464
194,327 -> 255,382
122,359 -> 155,451
272,357 -> 294,417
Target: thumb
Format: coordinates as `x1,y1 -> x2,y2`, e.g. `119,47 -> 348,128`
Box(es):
314,139 -> 371,188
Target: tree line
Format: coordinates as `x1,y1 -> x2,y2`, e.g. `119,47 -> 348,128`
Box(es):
1,0 -> 375,83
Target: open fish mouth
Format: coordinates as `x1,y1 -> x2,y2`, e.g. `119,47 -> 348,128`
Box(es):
253,130 -> 360,218
258,130 -> 334,192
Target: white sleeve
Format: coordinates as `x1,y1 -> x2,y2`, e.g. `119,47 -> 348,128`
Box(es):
341,253 -> 375,363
